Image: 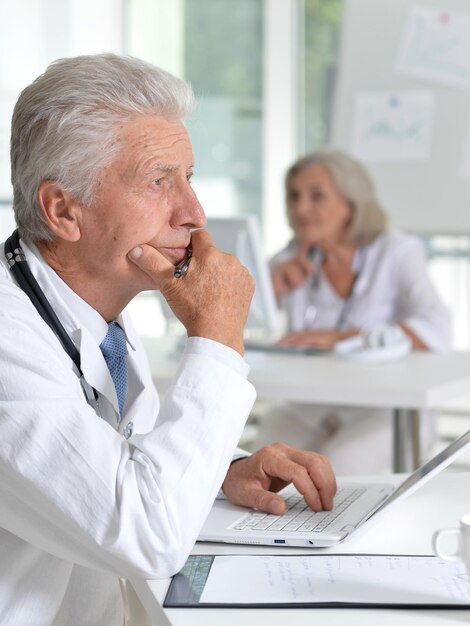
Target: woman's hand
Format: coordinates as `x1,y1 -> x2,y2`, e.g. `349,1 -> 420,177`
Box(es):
277,328 -> 359,350
272,252 -> 314,298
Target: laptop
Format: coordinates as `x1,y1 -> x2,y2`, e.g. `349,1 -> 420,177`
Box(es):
199,428 -> 470,547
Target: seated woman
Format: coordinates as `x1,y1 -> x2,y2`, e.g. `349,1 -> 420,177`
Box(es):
256,149 -> 451,474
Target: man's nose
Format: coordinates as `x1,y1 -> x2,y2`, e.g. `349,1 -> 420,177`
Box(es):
175,184 -> 207,229
189,199 -> 206,229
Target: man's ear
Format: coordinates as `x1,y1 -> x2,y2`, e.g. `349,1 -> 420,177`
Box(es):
36,180 -> 82,242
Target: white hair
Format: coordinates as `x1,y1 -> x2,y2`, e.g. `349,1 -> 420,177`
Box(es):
11,53 -> 194,242
285,149 -> 388,246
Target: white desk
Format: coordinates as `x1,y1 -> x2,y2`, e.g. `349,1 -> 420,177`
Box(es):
143,336 -> 470,471
132,470 -> 470,626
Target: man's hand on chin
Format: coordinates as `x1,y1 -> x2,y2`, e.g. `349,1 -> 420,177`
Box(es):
221,442 -> 337,515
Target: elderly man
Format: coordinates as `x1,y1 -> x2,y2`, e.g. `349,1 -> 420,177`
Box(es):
0,54 -> 336,625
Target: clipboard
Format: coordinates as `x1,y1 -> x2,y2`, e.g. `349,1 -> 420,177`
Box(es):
163,554 -> 470,609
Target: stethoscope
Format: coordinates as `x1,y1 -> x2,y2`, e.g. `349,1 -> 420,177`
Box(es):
304,246 -> 367,330
4,229 -> 99,410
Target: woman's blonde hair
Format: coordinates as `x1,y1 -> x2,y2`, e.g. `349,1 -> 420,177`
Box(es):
285,149 -> 388,246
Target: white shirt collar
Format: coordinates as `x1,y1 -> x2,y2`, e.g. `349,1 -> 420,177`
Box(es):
23,239 -> 136,351
17,239 -> 142,415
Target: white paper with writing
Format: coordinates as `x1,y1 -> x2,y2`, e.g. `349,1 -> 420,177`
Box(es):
200,555 -> 470,604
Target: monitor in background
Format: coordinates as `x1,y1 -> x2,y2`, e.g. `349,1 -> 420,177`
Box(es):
207,216 -> 280,337
158,215 -> 281,339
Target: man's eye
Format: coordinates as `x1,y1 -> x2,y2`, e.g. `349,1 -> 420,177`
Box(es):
186,174 -> 193,184
152,178 -> 162,186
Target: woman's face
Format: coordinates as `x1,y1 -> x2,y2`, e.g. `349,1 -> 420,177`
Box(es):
286,164 -> 352,249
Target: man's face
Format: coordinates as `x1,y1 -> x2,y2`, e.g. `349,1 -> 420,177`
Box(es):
80,114 -> 206,294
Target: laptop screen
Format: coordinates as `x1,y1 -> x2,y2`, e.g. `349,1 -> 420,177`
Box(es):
372,428 -> 470,517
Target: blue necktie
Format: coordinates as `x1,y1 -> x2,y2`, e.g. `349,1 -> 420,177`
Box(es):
100,321 -> 128,415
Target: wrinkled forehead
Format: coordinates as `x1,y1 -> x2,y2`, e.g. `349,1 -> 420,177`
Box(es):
108,114 -> 194,177
116,114 -> 191,152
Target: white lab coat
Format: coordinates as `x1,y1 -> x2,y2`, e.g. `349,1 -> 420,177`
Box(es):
0,239 -> 256,625
257,230 -> 451,473
274,229 -> 451,351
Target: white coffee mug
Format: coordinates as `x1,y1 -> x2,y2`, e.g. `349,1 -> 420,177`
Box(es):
433,513 -> 470,573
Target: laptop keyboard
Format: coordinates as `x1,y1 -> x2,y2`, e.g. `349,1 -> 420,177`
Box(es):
231,487 -> 366,533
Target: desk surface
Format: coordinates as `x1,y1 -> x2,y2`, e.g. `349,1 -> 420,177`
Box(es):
143,336 -> 470,409
133,470 -> 470,626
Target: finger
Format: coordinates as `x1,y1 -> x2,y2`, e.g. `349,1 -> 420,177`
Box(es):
277,333 -> 302,347
272,268 -> 294,297
128,243 -> 174,278
278,332 -> 330,349
272,274 -> 289,298
278,446 -> 337,510
281,266 -> 308,292
297,255 -> 314,277
191,227 -> 214,250
261,454 -> 324,512
277,335 -> 296,347
277,332 -> 314,347
242,486 -> 287,515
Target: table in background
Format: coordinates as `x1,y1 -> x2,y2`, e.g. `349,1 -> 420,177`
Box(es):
143,335 -> 470,472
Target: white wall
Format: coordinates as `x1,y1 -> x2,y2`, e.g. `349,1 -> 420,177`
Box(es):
0,0 -> 124,201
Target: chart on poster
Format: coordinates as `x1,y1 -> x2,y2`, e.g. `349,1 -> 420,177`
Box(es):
331,0 -> 470,235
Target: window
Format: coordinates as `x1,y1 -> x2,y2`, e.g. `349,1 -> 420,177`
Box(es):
0,0 -> 123,240
125,0 -> 263,222
302,0 -> 342,151
4,0 -> 463,348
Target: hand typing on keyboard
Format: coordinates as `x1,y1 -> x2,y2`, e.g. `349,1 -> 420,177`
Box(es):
221,442 -> 337,516
232,487 -> 365,532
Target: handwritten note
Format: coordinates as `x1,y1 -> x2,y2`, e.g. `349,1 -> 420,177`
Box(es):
200,554 -> 470,605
